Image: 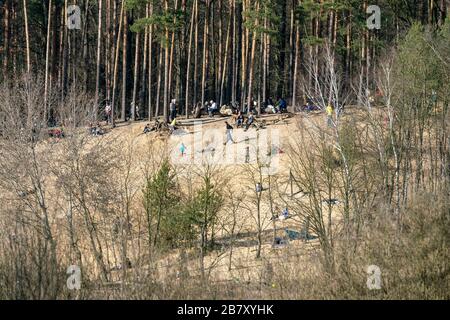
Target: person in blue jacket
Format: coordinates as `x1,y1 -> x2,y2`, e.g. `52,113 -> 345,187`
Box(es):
277,97 -> 287,113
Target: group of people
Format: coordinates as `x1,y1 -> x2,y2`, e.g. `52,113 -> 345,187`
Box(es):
198,97 -> 289,118
143,116 -> 179,135
143,118 -> 162,134
205,100 -> 219,117
134,94 -> 290,138
103,94 -> 292,127
300,100 -> 320,112
104,95 -> 290,129
263,97 -> 288,114
271,207 -> 291,221
223,110 -> 263,144
107,95 -> 339,141
231,97 -> 288,115
233,111 -> 257,131
89,122 -> 105,136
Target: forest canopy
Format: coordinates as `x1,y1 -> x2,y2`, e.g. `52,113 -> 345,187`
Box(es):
1,0 -> 448,124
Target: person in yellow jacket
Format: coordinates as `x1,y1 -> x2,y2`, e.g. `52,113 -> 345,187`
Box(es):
326,103 -> 333,127
169,117 -> 178,133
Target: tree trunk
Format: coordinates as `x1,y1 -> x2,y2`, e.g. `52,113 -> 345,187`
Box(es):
219,8 -> 232,108
201,0 -> 210,108
217,0 -> 223,102
262,13 -> 267,107
105,0 -> 111,103
57,3 -> 64,94
155,45 -> 163,118
140,4 -> 149,112
94,0 -> 103,121
240,0 -> 247,109
44,0 -> 53,123
438,0 -> 446,25
345,10 -> 352,87
231,0 -> 237,104
246,2 -> 259,115
287,1 -> 294,101
131,32 -> 140,121
111,0 -> 125,127
23,0 -> 31,74
121,10 -> 128,121
61,0 -> 68,102
168,0 -> 178,104
162,0 -> 170,123
148,3 -> 154,121
292,15 -> 300,108
2,0 -> 10,74
185,0 -> 196,118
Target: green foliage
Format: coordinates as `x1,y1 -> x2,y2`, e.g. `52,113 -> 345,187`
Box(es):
143,160 -> 194,248
125,0 -> 148,11
184,173 -> 223,251
397,24 -> 440,91
243,1 -> 279,36
130,0 -> 185,42
296,0 -> 351,23
435,19 -> 450,97
303,35 -> 325,46
394,23 -> 449,121
142,163 -> 224,250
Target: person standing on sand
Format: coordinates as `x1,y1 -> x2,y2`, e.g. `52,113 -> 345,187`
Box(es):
224,121 -> 236,145
180,143 -> 186,156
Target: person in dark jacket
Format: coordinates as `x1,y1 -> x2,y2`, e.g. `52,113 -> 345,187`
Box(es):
169,99 -> 177,121
277,97 -> 287,113
224,121 -> 236,145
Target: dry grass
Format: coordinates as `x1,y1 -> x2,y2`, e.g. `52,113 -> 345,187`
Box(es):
0,108 -> 448,300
